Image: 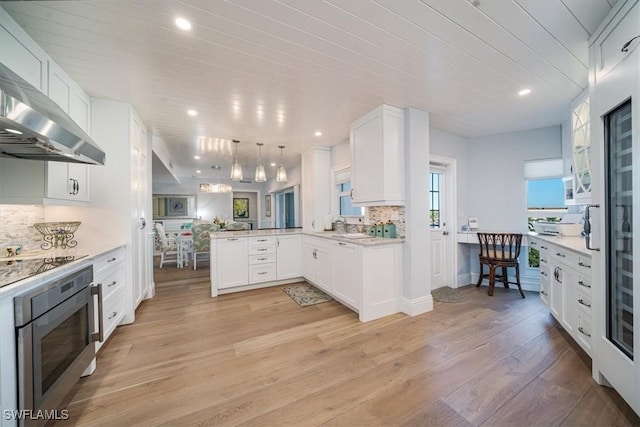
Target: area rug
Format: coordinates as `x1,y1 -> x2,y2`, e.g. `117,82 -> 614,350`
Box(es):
432,287 -> 469,303
283,284 -> 334,307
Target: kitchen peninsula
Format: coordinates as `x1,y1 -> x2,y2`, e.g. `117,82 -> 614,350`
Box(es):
210,230 -> 403,322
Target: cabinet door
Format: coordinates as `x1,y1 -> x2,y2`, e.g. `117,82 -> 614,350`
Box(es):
351,113 -> 383,204
332,242 -> 359,309
69,88 -> 91,133
46,162 -> 72,199
0,18 -> 47,93
48,61 -> 71,112
302,242 -> 317,284
561,266 -> 578,336
276,235 -> 301,280
549,261 -> 563,321
68,163 -> 90,202
217,238 -> 248,289
315,246 -> 332,292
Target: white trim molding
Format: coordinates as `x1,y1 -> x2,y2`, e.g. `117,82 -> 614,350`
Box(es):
400,295 -> 434,317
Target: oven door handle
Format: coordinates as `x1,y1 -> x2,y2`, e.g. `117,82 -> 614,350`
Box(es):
90,283 -> 104,343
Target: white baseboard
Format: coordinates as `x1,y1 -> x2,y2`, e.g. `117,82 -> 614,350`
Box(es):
400,295 -> 434,316
456,273 -> 471,287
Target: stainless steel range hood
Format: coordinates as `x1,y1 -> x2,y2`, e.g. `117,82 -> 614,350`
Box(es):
0,62 -> 105,165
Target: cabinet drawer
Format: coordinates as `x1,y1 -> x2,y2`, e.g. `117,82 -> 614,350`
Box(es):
537,241 -> 551,253
577,256 -> 592,276
102,284 -> 125,340
249,245 -> 275,255
249,264 -> 276,284
577,291 -> 592,316
94,247 -> 125,275
552,246 -> 578,265
249,236 -> 275,246
576,276 -> 592,295
576,312 -> 592,356
95,263 -> 125,301
249,253 -> 276,265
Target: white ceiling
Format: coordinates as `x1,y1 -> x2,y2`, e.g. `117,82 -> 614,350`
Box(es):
1,0 -> 618,182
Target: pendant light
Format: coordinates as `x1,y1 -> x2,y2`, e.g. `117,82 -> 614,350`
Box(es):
254,143 -> 267,182
230,139 -> 243,181
276,145 -> 288,183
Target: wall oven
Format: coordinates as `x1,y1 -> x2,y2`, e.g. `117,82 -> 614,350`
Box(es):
14,265 -> 103,427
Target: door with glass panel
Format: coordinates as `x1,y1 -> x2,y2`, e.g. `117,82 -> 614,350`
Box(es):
429,167 -> 448,289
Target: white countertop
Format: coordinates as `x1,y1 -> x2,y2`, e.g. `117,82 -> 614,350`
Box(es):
0,243 -> 126,296
527,232 -> 591,256
210,228 -> 302,238
209,228 -> 404,246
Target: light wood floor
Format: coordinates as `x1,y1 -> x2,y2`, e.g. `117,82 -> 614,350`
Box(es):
55,266 -> 640,426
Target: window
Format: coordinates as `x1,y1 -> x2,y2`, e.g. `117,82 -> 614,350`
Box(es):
524,158 -> 566,267
338,181 -> 364,216
429,172 -> 441,228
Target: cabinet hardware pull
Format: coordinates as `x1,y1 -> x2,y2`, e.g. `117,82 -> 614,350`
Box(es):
258,239 -> 267,242
540,271 -> 547,277
258,271 -> 268,275
228,238 -> 238,241
578,280 -> 591,288
258,257 -> 267,261
108,281 -> 117,287
107,257 -> 117,263
556,252 -> 565,257
338,242 -> 347,246
350,189 -> 354,200
578,326 -> 591,337
540,258 -> 546,263
108,311 -> 118,320
541,291 -> 547,295
258,248 -> 267,251
541,245 -> 547,249
578,261 -> 591,269
584,204 -> 601,251
277,238 -> 279,247
578,299 -> 591,308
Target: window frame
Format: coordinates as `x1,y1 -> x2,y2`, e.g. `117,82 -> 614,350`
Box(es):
332,166 -> 364,218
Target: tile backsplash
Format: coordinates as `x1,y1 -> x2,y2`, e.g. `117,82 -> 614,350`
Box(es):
0,205 -> 45,252
367,206 -> 406,238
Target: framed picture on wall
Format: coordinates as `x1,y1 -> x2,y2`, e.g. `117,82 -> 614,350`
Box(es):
233,198 -> 249,219
265,194 -> 271,217
167,197 -> 188,216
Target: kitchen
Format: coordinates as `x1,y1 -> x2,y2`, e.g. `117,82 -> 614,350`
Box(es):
0,0 -> 639,425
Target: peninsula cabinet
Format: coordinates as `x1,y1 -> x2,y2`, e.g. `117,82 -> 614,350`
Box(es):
217,237 -> 249,289
276,235 -> 301,280
331,241 -> 359,310
350,104 -> 405,206
588,0 -> 639,414
301,236 -> 332,292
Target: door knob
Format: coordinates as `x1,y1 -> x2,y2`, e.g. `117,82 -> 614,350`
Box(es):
442,231 -> 449,236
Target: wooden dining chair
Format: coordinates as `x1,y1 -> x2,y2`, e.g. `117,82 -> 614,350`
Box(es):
476,233 -> 525,298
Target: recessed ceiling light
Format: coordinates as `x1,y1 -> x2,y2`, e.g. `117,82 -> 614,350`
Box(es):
4,128 -> 23,135
196,170 -> 201,174
270,162 -> 276,167
314,131 -> 322,137
187,109 -> 198,116
194,155 -> 200,160
518,88 -> 531,96
175,17 -> 192,31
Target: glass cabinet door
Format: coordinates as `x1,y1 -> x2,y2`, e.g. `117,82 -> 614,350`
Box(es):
605,99 -> 633,359
573,98 -> 592,198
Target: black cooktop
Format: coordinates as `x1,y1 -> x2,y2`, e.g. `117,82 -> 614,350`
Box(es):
0,255 -> 88,288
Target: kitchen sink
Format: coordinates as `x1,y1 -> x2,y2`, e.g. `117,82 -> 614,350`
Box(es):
332,233 -> 371,239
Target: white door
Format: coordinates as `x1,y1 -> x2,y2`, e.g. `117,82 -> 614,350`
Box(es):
429,166 -> 449,289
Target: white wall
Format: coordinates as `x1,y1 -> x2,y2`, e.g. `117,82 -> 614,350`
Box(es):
467,125 -> 562,232
331,139 -> 350,168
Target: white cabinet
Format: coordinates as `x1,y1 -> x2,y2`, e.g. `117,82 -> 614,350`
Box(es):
350,104 -> 405,206
301,148 -> 331,232
302,237 -> 333,292
0,7 -> 48,93
331,241 -> 360,310
216,237 -> 249,289
529,237 -> 550,306
93,247 -> 126,352
570,93 -> 591,203
45,162 -> 91,202
276,235 -> 301,280
248,236 -> 276,284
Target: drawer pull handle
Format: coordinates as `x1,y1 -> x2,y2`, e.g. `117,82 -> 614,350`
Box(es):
258,248 -> 267,251
540,258 -> 546,263
556,252 -> 566,258
540,271 -> 547,277
578,261 -> 591,269
107,257 -> 117,263
108,280 -> 117,288
338,242 -> 347,246
258,271 -> 268,275
228,238 -> 239,241
578,280 -> 591,289
578,326 -> 591,338
108,311 -> 118,320
540,290 -> 547,296
540,245 -> 548,249
258,257 -> 268,261
578,299 -> 591,308
257,239 -> 267,242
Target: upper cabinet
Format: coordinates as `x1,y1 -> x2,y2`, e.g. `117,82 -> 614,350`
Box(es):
48,61 -> 91,133
301,147 -> 331,232
571,93 -> 591,203
350,104 -> 405,206
0,7 -> 47,93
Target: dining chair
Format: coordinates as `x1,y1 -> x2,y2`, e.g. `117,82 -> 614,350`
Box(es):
192,221 -> 221,270
154,222 -> 178,268
476,232 -> 524,298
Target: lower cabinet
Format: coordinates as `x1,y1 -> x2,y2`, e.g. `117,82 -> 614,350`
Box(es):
93,247 -> 126,352
302,237 -> 332,292
332,241 -> 359,310
276,235 -> 301,280
216,237 -> 249,289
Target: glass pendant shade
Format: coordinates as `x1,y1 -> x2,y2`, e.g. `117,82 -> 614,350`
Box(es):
199,183 -> 232,193
230,140 -> 243,181
276,145 -> 288,183
254,143 -> 267,182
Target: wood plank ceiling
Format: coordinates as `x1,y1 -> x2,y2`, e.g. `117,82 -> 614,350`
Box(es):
0,0 -> 618,181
